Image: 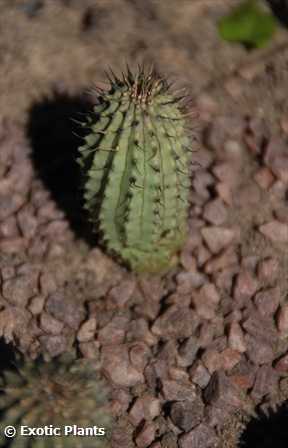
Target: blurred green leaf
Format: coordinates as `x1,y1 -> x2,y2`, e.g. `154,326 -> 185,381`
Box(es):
218,0 -> 278,49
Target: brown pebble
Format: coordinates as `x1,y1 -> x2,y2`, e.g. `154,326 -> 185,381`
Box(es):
254,167 -> 274,190
102,345 -> 144,387
108,277 -> 136,307
259,220 -> 288,243
257,257 -> 279,283
203,198 -> 227,225
275,353 -> 288,373
28,295 -> 46,315
170,398 -> 204,432
0,215 -> 19,238
161,380 -> 197,402
98,315 -> 128,345
40,312 -> 64,335
201,227 -> 235,254
202,349 -> 222,374
2,273 -> 39,307
277,304 -> 288,333
254,287 -> 280,316
220,348 -> 241,371
189,360 -> 211,388
135,422 -> 155,448
233,270 -> 259,303
245,334 -> 274,365
77,318 -> 97,342
228,322 -> 246,353
179,423 -> 217,448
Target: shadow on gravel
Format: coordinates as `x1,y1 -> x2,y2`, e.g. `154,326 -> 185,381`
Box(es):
266,0 -> 288,27
240,403 -> 288,448
26,91 -> 98,246
0,338 -> 17,373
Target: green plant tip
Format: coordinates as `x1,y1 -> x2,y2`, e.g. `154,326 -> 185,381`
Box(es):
78,66 -> 196,274
218,0 -> 277,49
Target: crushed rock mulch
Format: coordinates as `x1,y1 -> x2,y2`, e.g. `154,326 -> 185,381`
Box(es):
1,109 -> 288,448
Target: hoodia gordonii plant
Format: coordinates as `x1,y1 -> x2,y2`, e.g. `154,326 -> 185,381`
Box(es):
78,66 -> 195,273
0,354 -> 112,447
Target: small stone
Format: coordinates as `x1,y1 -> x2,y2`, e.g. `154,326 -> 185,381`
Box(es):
242,312 -> 278,343
176,271 -> 207,293
203,198 -> 227,225
275,353 -> 288,373
39,334 -> 68,358
170,398 -> 204,432
251,365 -> 279,401
180,251 -> 197,271
77,318 -> 97,342
194,246 -> 211,267
108,277 -> 136,307
215,182 -> 233,205
46,291 -> 85,331
40,312 -> 64,335
277,304 -> 288,333
161,380 -> 197,402
245,334 -> 274,365
202,349 -> 222,374
129,342 -> 150,371
233,270 -> 259,303
204,370 -> 243,409
0,215 -> 19,238
79,340 -> 100,359
199,283 -> 220,305
220,348 -> 241,371
177,336 -> 200,367
259,221 -> 288,243
269,180 -> 286,200
102,345 -> 144,387
39,272 -> 57,296
0,237 -> 27,254
98,315 -> 129,344
212,162 -> 239,186
135,422 -> 155,448
275,206 -> 288,224
192,291 -> 216,320
201,227 -> 235,254
257,257 -> 279,283
228,322 -> 246,353
236,184 -> 261,207
151,305 -> 200,339
198,322 -> 215,348
1,266 -> 15,281
230,359 -> 256,390
28,295 -> 45,315
189,360 -> 211,388
168,367 -> 190,382
254,167 -> 275,190
2,274 -> 38,307
17,204 -> 38,239
204,248 -> 238,274
254,287 -> 280,316
179,423 -> 217,448
129,395 -> 160,427
0,194 -> 25,221
192,171 -> 214,199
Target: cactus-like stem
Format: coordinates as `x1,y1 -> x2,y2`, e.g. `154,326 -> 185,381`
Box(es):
78,66 -> 194,273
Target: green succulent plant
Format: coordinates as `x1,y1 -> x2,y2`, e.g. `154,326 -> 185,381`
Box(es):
0,354 -> 112,447
77,65 -> 195,273
218,0 -> 277,49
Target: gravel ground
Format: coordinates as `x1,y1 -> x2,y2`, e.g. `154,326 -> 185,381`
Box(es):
1,1 -> 288,447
